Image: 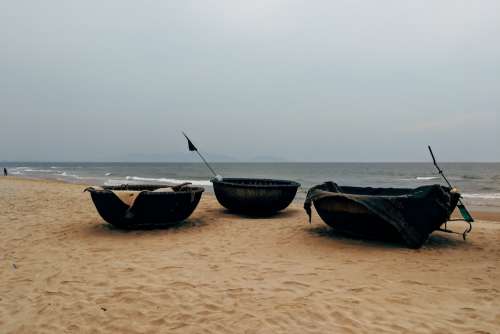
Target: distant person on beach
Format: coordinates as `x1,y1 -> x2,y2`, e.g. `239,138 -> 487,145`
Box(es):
3,168 -> 7,176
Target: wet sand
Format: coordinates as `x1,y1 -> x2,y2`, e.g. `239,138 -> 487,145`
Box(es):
1,177 -> 499,333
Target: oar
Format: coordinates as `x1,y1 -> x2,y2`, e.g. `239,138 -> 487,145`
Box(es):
428,145 -> 473,239
182,132 -> 220,178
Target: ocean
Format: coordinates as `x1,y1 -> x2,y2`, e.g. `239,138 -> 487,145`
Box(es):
3,162 -> 500,211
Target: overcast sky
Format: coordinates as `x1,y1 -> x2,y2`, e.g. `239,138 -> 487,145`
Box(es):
1,1 -> 499,162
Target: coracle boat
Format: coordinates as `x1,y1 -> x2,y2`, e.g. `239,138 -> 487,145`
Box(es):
304,181 -> 464,248
181,133 -> 300,216
212,178 -> 300,216
85,184 -> 204,228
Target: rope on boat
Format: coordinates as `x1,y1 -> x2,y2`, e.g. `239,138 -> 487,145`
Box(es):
439,219 -> 473,240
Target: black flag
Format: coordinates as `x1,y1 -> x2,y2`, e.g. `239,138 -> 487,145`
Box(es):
182,132 -> 219,177
183,132 -> 197,151
187,138 -> 197,151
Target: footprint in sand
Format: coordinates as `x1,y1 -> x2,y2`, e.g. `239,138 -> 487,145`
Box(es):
159,266 -> 184,270
460,307 -> 476,312
282,281 -> 310,288
170,281 -> 197,289
273,287 -> 294,293
400,279 -> 426,286
225,287 -> 254,294
295,272 -> 318,277
44,290 -> 69,297
201,303 -> 222,312
150,318 -> 166,326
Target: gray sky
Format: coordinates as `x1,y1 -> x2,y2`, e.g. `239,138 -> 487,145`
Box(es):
1,1 -> 499,162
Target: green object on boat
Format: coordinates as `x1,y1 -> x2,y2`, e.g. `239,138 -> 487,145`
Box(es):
458,204 -> 474,223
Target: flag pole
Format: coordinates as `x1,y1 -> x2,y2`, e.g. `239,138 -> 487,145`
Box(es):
428,145 -> 473,239
183,132 -> 218,177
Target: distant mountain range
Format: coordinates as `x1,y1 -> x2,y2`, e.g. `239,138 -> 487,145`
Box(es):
121,152 -> 288,163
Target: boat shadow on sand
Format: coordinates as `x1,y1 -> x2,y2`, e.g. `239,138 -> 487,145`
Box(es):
84,218 -> 206,237
307,225 -> 469,250
218,207 -> 302,220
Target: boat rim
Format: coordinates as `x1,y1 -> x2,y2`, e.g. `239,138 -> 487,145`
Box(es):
87,184 -> 205,195
211,177 -> 300,188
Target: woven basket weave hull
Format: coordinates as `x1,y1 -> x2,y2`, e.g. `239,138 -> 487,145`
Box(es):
212,178 -> 300,216
87,184 -> 204,228
305,182 -> 461,248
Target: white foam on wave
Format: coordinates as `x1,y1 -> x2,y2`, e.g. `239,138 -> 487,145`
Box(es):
462,193 -> 500,200
103,179 -> 121,186
398,176 -> 441,181
8,166 -> 85,180
57,171 -> 84,179
121,176 -> 212,186
23,169 -> 55,173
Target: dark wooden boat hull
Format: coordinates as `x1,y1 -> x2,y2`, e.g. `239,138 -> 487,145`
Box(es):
212,178 -> 300,216
87,184 -> 204,228
305,182 -> 461,248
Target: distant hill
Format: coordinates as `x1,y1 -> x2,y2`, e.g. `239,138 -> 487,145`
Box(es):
249,155 -> 288,162
122,152 -> 239,162
120,152 -> 287,163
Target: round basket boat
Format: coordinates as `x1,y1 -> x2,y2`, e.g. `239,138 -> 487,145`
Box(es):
86,184 -> 204,228
211,178 -> 300,215
304,182 -> 463,248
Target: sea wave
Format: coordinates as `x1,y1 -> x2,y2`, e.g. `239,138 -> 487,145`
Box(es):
10,167 -> 86,179
462,193 -> 500,200
104,179 -> 130,186
416,176 -> 439,181
123,176 -> 212,186
58,171 -> 82,179
461,175 -> 481,180
11,167 -> 67,175
10,166 -> 32,171
22,169 -> 56,173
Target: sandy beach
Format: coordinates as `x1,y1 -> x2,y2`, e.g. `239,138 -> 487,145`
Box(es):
1,177 -> 499,333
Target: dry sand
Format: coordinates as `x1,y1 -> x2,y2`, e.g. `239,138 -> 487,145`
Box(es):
1,177 -> 499,333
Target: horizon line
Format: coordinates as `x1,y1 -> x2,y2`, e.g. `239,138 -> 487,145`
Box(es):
1,160 -> 499,164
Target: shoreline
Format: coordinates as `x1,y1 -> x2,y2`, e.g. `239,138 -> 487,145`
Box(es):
4,174 -> 500,217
